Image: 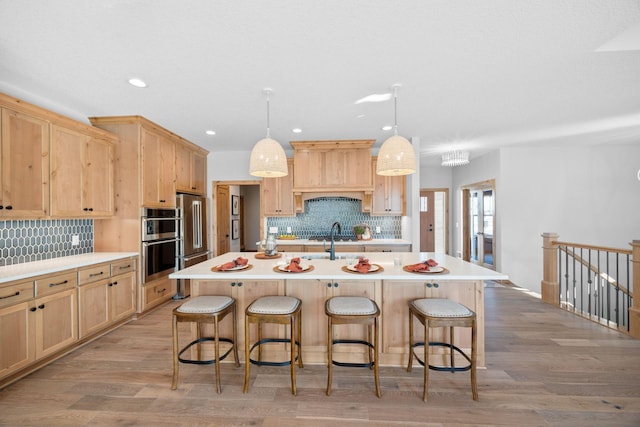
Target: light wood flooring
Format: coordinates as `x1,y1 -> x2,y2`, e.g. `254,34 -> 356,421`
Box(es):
1,284 -> 640,426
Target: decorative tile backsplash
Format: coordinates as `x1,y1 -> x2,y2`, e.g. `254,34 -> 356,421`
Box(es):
0,219 -> 93,266
266,197 -> 401,238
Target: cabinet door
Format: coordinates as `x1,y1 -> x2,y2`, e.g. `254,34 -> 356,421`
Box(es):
191,151 -> 206,195
84,136 -> 114,216
1,108 -> 50,217
158,136 -> 176,206
34,288 -> 77,358
330,279 -> 377,358
50,125 -> 85,216
285,279 -> 327,353
175,143 -> 191,193
142,128 -> 175,207
372,158 -> 405,215
262,177 -> 280,216
110,273 -> 136,322
381,281 -> 424,354
78,279 -> 110,338
0,301 -> 35,378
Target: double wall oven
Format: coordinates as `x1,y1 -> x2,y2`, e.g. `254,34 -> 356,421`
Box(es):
141,207 -> 179,283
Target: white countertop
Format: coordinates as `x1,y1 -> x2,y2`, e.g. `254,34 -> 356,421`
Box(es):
277,238 -> 411,246
0,252 -> 139,284
170,252 -> 508,281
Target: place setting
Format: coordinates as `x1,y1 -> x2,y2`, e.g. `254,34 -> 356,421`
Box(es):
212,256 -> 253,272
402,258 -> 448,274
273,256 -> 314,273
341,257 -> 384,274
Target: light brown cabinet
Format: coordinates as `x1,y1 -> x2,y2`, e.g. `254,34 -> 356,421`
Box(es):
50,125 -> 115,217
371,157 -> 405,216
291,140 -> 374,192
142,127 -> 176,207
0,107 -> 50,218
78,258 -> 136,338
263,159 -> 294,216
176,142 -> 207,195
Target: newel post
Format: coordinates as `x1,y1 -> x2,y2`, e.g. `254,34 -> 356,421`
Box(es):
541,232 -> 560,306
629,240 -> 640,339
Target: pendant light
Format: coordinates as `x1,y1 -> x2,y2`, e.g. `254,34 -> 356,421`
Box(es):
376,84 -> 416,176
249,88 -> 288,177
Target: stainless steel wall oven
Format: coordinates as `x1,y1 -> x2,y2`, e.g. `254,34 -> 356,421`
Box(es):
141,208 -> 179,283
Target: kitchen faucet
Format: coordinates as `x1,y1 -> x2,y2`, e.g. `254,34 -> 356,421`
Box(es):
327,221 -> 342,260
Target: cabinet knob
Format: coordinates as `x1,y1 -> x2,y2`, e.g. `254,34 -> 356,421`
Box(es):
30,307 -> 37,312
231,282 -> 236,287
237,282 -> 243,287
38,304 -> 45,309
5,205 -> 12,210
333,282 -> 339,288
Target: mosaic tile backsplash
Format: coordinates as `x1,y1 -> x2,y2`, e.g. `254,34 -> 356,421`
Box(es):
266,197 -> 401,239
0,219 -> 93,266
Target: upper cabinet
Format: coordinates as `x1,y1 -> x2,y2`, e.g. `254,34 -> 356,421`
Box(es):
291,140 -> 374,192
176,141 -> 207,195
0,107 -> 50,218
263,159 -> 294,216
141,127 -> 175,207
371,157 -> 405,216
50,125 -> 115,217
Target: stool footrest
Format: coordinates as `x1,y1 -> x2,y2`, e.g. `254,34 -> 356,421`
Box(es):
248,338 -> 301,367
331,339 -> 375,368
178,337 -> 235,365
411,341 -> 472,372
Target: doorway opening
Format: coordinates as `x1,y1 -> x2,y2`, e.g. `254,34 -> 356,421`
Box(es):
462,179 -> 496,270
419,188 -> 449,253
212,180 -> 262,256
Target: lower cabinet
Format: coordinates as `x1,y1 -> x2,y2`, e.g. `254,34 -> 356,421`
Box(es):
0,255 -> 138,387
142,277 -> 176,313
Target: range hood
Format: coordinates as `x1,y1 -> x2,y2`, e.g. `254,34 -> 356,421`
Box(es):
294,191 -> 372,214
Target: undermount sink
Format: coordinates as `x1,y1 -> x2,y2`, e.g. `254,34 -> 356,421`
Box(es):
299,253 -> 345,260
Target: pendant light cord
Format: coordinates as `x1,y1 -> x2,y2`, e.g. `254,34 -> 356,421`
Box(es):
265,92 -> 271,138
393,86 -> 399,136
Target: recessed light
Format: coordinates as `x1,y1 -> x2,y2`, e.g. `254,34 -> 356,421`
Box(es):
128,78 -> 147,88
356,114 -> 366,119
355,93 -> 392,104
205,130 -> 216,136
382,125 -> 393,131
292,128 -> 302,134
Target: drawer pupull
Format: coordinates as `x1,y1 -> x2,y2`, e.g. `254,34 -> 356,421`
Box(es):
0,291 -> 19,300
49,279 -> 69,287
118,265 -> 131,270
157,288 -> 167,294
89,271 -> 105,277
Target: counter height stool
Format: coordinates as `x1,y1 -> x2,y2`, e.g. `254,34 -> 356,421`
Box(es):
408,298 -> 478,401
243,296 -> 303,395
171,296 -> 239,393
325,296 -> 381,398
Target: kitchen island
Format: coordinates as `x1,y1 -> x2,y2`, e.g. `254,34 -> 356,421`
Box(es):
169,252 -> 508,368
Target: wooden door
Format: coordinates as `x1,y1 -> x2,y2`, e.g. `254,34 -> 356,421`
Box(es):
381,281 -> 424,354
0,302 -> 35,377
158,136 -> 176,205
78,279 -> 110,338
84,136 -> 114,216
1,108 -> 50,217
141,128 -> 161,206
110,273 -> 136,322
420,190 -> 436,251
191,151 -> 206,194
50,125 -> 85,216
175,143 -> 191,193
34,288 -> 77,358
215,185 -> 231,255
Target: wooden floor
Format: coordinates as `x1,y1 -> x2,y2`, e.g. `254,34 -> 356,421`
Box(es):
1,284 -> 640,426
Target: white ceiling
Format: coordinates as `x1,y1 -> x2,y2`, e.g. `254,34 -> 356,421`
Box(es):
1,0 -> 639,166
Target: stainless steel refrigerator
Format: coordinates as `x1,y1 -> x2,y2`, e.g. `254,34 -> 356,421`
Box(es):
175,193 -> 210,299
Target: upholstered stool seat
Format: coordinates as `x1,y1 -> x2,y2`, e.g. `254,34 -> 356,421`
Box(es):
171,296 -> 239,393
408,297 -> 478,401
243,296 -> 303,395
325,296 -> 381,397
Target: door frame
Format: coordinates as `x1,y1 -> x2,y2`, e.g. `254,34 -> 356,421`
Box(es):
212,180 -> 262,256
419,188 -> 449,254
461,179 -> 496,270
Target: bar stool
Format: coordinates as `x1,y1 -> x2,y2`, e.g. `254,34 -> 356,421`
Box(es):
243,296 -> 303,395
325,296 -> 381,398
171,296 -> 239,393
407,298 -> 478,401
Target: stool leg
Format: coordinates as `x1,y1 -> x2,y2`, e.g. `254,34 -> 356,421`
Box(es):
326,317 -> 333,396
449,326 -> 455,372
407,309 -> 414,372
297,311 -> 304,368
290,316 -> 297,395
257,322 -> 263,362
243,316 -> 251,393
367,324 -> 373,369
423,319 -> 429,402
171,314 -> 179,390
471,319 -> 478,400
214,315 -> 221,394
232,304 -> 240,367
373,317 -> 381,398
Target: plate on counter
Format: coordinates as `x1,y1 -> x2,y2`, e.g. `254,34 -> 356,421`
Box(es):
212,263 -> 253,272
255,252 -> 282,259
343,264 -> 383,274
346,264 -> 381,273
274,264 -> 314,273
402,265 -> 448,274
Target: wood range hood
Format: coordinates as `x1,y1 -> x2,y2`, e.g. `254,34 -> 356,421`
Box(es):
290,139 -> 375,213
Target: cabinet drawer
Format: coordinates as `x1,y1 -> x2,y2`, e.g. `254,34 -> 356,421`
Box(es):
78,264 -> 110,286
0,281 -> 34,308
35,271 -> 78,297
144,281 -> 173,307
111,259 -> 135,277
